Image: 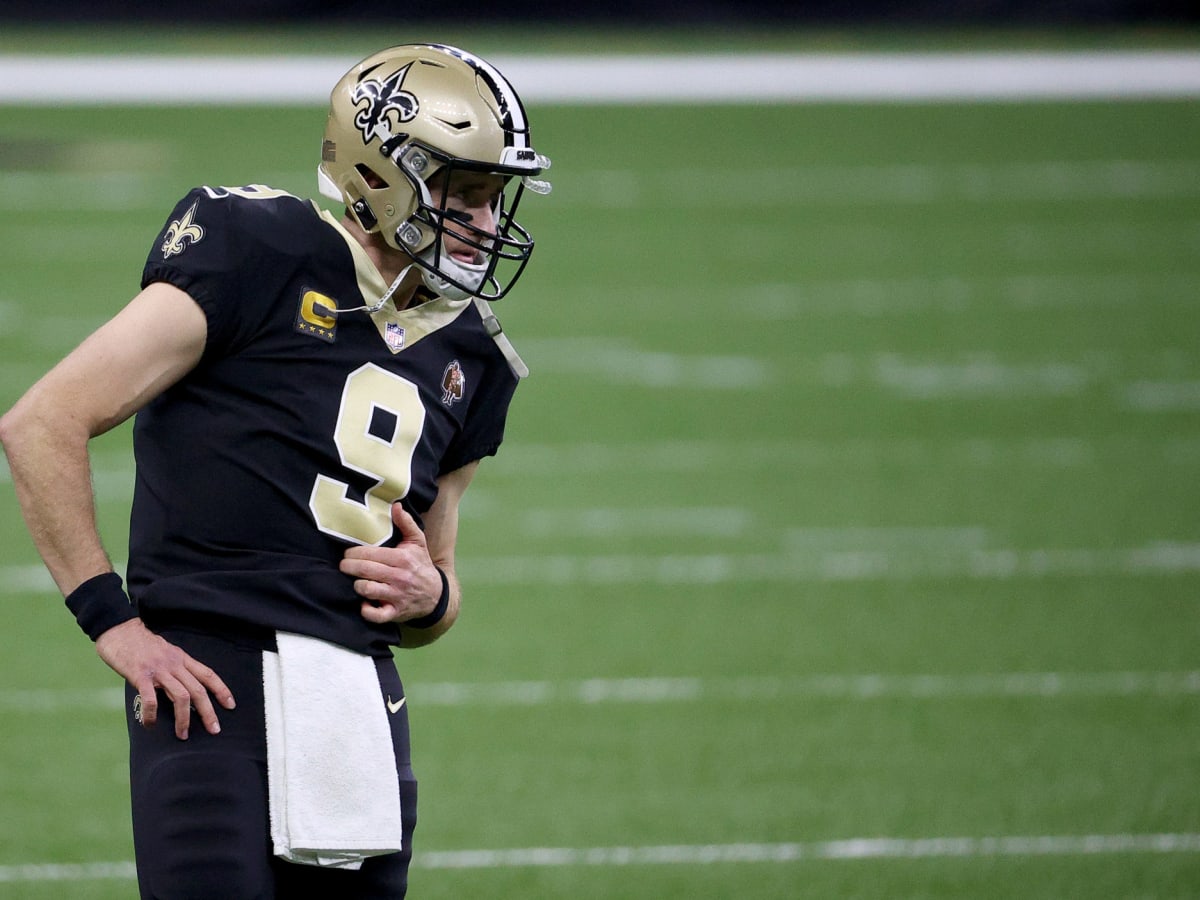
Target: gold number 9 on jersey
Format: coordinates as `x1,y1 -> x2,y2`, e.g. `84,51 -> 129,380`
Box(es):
309,363 -> 426,545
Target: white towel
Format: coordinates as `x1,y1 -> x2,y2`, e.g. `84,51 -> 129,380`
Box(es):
262,632 -> 404,869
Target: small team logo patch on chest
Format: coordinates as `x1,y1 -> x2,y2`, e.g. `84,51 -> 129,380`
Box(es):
441,360 -> 466,406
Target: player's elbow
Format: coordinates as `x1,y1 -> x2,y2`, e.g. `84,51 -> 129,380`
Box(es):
0,393 -> 67,463
0,400 -> 27,458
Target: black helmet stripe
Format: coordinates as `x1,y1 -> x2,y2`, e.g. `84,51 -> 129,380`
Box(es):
417,43 -> 529,149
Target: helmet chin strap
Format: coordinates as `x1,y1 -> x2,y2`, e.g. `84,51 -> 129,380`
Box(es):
313,249 -> 485,316
312,264 -> 416,317
418,243 -> 487,302
374,264 -> 420,311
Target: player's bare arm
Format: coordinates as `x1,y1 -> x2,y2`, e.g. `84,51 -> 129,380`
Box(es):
340,460 -> 479,647
0,281 -> 235,738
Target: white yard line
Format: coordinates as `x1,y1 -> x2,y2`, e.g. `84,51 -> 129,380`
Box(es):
0,52 -> 1198,105
11,434 -> 1198,488
482,436 -> 1200,474
5,538 -> 1200,595
4,670 -> 1198,714
413,671 -> 1200,706
741,272 -> 1200,318
451,542 -> 1200,584
0,861 -> 137,883
3,833 -> 1199,881
652,160 -> 1200,206
422,833 -> 1200,868
3,160 -> 1199,213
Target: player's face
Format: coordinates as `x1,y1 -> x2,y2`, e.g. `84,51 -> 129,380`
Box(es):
432,169 -> 504,264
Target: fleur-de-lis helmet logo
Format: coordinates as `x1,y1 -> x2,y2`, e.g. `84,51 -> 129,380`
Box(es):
161,201 -> 205,259
351,62 -> 420,145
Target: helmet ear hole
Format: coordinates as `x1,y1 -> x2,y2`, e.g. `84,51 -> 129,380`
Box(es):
355,164 -> 390,189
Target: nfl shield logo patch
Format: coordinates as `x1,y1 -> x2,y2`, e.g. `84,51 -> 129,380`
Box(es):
385,322 -> 406,352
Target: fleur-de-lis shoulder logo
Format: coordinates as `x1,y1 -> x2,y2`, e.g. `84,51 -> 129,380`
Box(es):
161,201 -> 205,259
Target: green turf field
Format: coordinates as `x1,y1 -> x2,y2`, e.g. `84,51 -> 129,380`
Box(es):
2,38 -> 1199,899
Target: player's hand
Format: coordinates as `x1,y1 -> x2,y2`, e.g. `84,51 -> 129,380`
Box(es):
95,618 -> 236,741
340,503 -> 444,625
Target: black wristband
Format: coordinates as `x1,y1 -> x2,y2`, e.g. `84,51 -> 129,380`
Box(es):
64,572 -> 137,641
406,566 -> 450,629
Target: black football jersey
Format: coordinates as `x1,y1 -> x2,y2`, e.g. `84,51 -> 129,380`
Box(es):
126,185 -> 523,655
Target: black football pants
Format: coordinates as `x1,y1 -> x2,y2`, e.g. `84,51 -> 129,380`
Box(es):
125,627 -> 418,899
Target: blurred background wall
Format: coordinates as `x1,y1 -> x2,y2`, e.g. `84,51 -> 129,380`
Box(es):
0,0 -> 1195,26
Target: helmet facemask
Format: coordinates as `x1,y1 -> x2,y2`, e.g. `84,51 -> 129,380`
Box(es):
378,143 -> 533,301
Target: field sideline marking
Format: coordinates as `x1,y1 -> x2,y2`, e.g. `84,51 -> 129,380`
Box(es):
1,51 -> 1199,104
3,833 -> 1200,881
456,543 -> 1200,584
4,539 -> 1200,595
3,670 -> 1198,714
424,833 -> 1200,868
8,435 -> 1200,487
3,160 -> 1199,213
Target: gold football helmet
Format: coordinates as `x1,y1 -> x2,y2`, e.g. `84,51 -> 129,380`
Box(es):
319,43 -> 551,301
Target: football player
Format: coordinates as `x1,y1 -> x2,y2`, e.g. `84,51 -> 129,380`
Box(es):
0,43 -> 550,898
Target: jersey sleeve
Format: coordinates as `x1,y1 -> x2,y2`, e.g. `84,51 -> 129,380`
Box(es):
439,343 -> 520,475
141,187 -> 287,357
